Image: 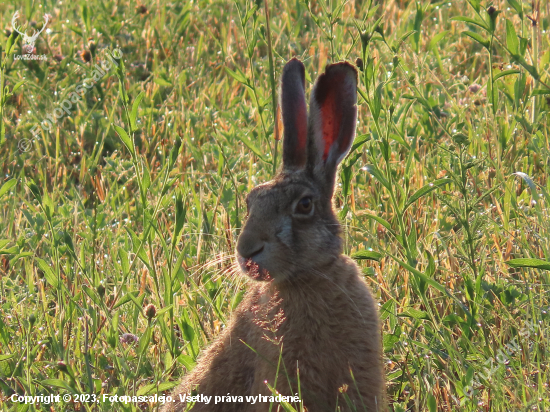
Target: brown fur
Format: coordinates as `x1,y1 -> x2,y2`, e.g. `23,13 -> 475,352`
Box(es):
164,59 -> 385,412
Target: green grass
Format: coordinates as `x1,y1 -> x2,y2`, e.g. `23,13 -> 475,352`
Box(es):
0,0 -> 549,411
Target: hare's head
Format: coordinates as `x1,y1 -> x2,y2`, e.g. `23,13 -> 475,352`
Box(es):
237,58 -> 357,282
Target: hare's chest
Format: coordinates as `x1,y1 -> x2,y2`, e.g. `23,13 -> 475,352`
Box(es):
243,285 -> 358,355
241,292 -> 356,402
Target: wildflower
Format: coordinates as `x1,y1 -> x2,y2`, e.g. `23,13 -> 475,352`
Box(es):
120,333 -> 138,344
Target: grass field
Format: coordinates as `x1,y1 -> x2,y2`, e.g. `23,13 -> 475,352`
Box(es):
0,0 -> 549,410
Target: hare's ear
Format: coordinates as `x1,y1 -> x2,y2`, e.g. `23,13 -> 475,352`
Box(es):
307,62 -> 357,183
281,58 -> 308,171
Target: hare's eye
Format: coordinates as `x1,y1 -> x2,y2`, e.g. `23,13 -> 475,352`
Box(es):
295,196 -> 313,215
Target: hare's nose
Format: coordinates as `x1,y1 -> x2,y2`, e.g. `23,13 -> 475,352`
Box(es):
239,244 -> 264,260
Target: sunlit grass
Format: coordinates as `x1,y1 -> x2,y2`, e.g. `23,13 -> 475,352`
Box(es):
0,0 -> 549,411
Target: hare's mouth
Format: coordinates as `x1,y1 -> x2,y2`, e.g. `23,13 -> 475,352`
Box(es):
237,256 -> 271,281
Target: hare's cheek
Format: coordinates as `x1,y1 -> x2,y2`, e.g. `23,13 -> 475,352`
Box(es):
275,217 -> 294,249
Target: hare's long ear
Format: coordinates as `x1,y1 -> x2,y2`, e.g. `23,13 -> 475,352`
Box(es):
307,62 -> 357,190
281,58 -> 308,171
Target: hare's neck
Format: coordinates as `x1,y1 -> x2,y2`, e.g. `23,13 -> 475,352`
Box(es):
246,256 -> 373,345
268,255 -> 357,310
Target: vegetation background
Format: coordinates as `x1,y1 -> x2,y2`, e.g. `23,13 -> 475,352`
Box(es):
0,0 -> 549,410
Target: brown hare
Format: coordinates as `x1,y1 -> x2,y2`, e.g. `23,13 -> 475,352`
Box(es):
164,58 -> 385,412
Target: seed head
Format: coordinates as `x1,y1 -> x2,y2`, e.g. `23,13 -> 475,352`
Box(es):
452,132 -> 470,146
145,304 -> 157,320
360,31 -> 371,50
80,49 -> 91,63
136,5 -> 148,14
469,84 -> 482,93
487,6 -> 500,30
97,284 -> 105,298
57,361 -> 68,373
88,39 -> 97,55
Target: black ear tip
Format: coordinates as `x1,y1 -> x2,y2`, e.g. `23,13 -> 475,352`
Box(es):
282,58 -> 306,89
314,61 -> 358,104
323,61 -> 358,80
284,57 -> 305,74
